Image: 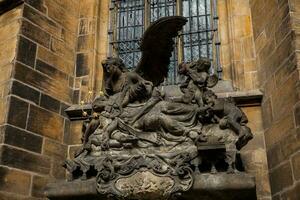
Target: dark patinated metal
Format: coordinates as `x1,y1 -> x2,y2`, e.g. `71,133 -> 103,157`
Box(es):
46,16 -> 256,200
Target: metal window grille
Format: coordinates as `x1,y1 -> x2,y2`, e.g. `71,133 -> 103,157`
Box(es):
110,0 -> 222,83
111,0 -> 144,69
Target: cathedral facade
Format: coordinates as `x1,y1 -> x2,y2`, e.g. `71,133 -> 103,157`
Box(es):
0,0 -> 299,199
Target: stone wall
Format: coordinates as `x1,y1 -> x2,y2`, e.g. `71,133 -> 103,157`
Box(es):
250,0 -> 300,199
218,1 -> 271,199
67,0 -> 110,166
0,0 -> 80,199
218,0 -> 257,91
1,0 -> 299,199
0,0 -> 111,199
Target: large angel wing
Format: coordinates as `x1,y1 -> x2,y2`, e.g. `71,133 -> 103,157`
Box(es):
134,16 -> 187,86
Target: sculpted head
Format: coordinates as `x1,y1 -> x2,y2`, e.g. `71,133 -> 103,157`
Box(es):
102,58 -> 128,76
178,58 -> 218,88
203,90 -> 217,105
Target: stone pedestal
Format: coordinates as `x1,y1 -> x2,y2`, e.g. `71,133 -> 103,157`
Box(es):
45,173 -> 256,200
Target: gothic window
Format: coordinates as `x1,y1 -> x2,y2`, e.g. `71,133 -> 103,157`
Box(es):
110,0 -> 221,84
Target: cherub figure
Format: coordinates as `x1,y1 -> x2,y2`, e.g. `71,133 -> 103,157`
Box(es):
202,90 -> 253,149
178,59 -> 218,107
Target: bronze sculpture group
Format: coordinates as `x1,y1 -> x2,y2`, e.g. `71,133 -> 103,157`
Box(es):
64,17 -> 253,200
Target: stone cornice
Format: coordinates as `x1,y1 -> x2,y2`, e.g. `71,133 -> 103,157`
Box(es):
0,0 -> 24,15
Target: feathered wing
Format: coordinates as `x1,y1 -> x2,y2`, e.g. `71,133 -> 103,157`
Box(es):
134,16 -> 187,86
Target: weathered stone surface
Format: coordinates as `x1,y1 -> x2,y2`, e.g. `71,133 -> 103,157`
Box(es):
37,46 -> 74,75
291,151 -> 300,181
0,64 -> 13,85
14,62 -> 72,103
76,53 -> 90,76
0,145 -> 51,174
44,0 -> 78,34
60,103 -> 70,118
7,96 -> 28,129
0,166 -> 31,195
65,121 -> 82,145
269,162 -> 293,194
16,36 -> 37,68
267,143 -> 284,170
115,171 -> 174,199
45,173 -> 256,200
294,102 -> 300,127
11,81 -> 40,105
27,105 -> 64,141
51,162 -> 66,180
24,0 -> 47,13
31,175 -> 51,198
265,114 -> 295,148
21,20 -> 51,48
50,37 -> 75,62
43,139 -> 67,161
280,128 -> 300,158
4,125 -> 43,153
281,181 -> 300,200
77,35 -> 95,52
271,71 -> 299,122
0,18 -> 20,42
23,4 -> 62,39
40,94 -> 60,113
0,37 -> 18,67
0,192 -> 40,200
36,59 -> 69,82
0,98 -> 8,126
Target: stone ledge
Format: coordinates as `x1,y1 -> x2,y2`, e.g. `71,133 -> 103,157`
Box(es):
0,0 -> 24,15
216,89 -> 263,107
45,173 -> 256,200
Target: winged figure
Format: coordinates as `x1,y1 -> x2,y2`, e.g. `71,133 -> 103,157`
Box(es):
63,17 -> 254,195
102,16 -> 187,100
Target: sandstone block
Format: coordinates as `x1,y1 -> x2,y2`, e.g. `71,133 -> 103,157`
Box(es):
27,105 -> 64,141
37,46 -> 74,75
0,166 -> 31,195
14,62 -> 73,103
40,94 -> 60,113
23,4 -> 62,39
11,80 -> 40,105
0,37 -> 18,67
31,175 -> 51,198
43,138 -> 67,161
281,181 -> 300,200
292,151 -> 300,181
16,36 -> 37,68
4,125 -> 43,153
0,145 -> 51,174
21,20 -> 51,48
7,96 -> 28,129
25,0 -> 47,13
269,161 -> 293,194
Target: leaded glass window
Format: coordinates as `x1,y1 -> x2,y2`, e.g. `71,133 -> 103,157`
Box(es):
182,0 -> 212,61
110,0 -> 221,83
113,0 -> 144,69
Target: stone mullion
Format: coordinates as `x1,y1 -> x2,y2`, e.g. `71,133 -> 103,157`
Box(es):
144,0 -> 150,29
110,0 -> 119,57
176,0 -> 183,64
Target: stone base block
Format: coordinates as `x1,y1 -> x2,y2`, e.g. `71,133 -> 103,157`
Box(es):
45,172 -> 256,200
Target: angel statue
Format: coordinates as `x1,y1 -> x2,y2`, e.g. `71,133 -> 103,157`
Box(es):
62,16 -> 254,199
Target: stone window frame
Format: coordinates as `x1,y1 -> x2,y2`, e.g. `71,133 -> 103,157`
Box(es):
108,0 -> 222,84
